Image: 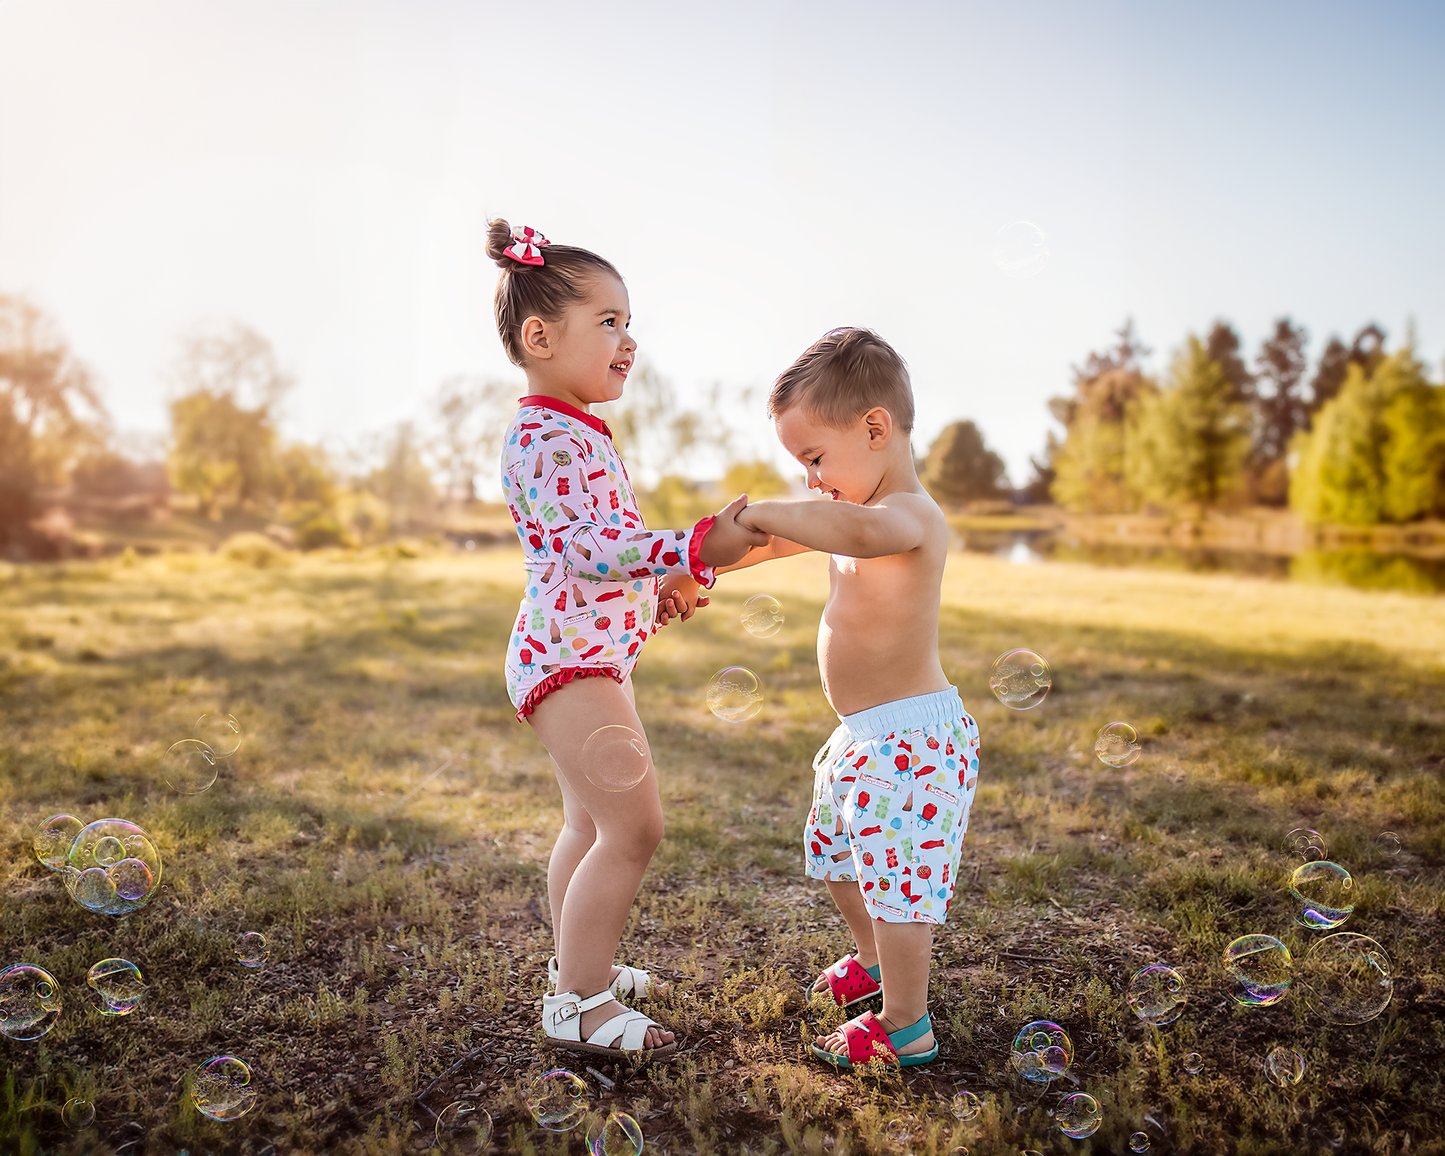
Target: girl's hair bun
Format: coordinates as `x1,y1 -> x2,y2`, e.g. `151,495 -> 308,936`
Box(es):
486,218 -> 517,268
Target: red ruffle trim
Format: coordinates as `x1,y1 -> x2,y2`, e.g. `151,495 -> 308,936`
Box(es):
515,665 -> 623,721
689,515 -> 717,588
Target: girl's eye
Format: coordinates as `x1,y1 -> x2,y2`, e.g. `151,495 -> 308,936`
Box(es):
603,319 -> 614,327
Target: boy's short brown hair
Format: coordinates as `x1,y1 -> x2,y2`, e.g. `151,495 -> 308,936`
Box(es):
768,328 -> 914,433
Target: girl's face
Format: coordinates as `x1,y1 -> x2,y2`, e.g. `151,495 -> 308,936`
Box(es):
523,274 -> 635,409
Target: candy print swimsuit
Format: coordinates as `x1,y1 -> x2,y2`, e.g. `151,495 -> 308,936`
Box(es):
501,396 -> 716,719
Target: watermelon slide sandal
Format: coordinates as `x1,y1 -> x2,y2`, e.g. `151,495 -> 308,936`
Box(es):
811,954 -> 882,1008
809,1010 -> 937,1069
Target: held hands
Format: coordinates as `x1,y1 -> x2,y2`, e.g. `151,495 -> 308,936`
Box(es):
654,574 -> 707,629
698,495 -> 771,568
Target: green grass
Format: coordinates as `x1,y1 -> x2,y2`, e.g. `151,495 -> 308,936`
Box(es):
1,546 -> 1442,1154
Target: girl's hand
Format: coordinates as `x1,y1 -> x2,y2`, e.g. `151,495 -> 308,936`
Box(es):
655,575 -> 707,628
699,495 -> 771,567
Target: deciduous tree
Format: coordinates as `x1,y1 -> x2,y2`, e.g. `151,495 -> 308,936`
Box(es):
920,420 -> 1009,508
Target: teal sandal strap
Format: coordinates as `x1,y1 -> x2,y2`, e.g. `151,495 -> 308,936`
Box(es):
863,963 -> 881,981
886,1012 -> 932,1049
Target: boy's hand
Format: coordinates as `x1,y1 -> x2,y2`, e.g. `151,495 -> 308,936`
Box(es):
655,575 -> 707,628
699,495 -> 771,568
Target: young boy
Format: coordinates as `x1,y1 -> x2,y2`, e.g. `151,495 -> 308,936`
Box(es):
721,327 -> 981,1068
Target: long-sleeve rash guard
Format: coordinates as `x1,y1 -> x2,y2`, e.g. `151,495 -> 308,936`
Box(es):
501,395 -> 715,718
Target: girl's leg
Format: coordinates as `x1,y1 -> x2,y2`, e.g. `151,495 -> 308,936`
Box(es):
547,763 -> 597,969
528,674 -> 671,1050
810,879 -> 880,994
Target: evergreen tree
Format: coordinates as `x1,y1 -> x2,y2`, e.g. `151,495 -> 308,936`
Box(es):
1254,318 -> 1310,461
1308,323 -> 1387,413
920,420 -> 1009,507
1205,320 -> 1256,404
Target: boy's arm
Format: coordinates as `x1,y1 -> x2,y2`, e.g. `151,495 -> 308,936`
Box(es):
714,535 -> 810,575
736,494 -> 933,558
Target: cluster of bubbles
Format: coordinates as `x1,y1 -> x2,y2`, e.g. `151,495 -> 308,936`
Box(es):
63,819 -> 162,915
525,1070 -> 644,1156
188,1055 -> 258,1121
1009,1020 -> 1073,1082
164,713 -> 242,794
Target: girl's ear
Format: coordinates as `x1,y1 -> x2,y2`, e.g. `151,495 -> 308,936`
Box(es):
521,315 -> 552,361
865,406 -> 893,448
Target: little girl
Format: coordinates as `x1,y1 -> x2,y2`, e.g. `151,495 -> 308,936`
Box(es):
488,220 -> 764,1060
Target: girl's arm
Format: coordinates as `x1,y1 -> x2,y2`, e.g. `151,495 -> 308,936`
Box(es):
714,535 -> 810,575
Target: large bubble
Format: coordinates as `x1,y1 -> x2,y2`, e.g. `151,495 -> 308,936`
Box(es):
707,667 -> 763,723
1055,1092 -> 1102,1138
164,739 -> 219,794
589,1111 -> 644,1156
236,932 -> 269,968
1222,934 -> 1293,1006
189,1055 -> 258,1121
1282,827 -> 1327,862
1183,1051 -> 1204,1074
1264,1045 -> 1304,1087
580,725 -> 651,792
1010,1020 -> 1073,1083
527,1069 -> 589,1131
1126,964 -> 1187,1025
0,963 -> 63,1040
740,594 -> 784,638
32,814 -> 83,872
988,649 -> 1052,709
61,1096 -> 95,1128
1376,831 -> 1401,856
992,220 -> 1050,278
87,958 -> 145,1016
63,819 -> 161,914
950,1090 -> 982,1120
1298,932 -> 1393,1025
436,1101 -> 492,1150
1095,722 -> 1142,767
194,713 -> 242,758
1289,860 -> 1355,929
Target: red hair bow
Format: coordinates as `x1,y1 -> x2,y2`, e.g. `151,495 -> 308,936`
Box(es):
505,225 -> 550,266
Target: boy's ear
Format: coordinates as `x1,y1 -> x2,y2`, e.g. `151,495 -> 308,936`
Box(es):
864,406 -> 893,448
521,315 -> 553,360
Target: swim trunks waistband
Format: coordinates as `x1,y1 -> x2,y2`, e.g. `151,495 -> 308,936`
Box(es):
839,686 -> 963,739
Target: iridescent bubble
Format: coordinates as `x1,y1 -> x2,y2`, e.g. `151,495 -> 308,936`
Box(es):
64,819 -> 161,915
951,1090 -> 982,1120
1282,828 -> 1327,862
1126,963 -> 1187,1025
707,666 -> 763,723
1129,1132 -> 1151,1153
1289,860 -> 1355,929
0,963 -> 63,1040
164,739 -> 219,794
1222,934 -> 1293,1006
1299,932 -> 1393,1025
32,814 -> 83,872
885,1118 -> 910,1144
86,958 -> 145,1016
992,220 -> 1050,279
590,1112 -> 644,1156
1022,1151 -> 1045,1156
1264,1045 -> 1304,1087
527,1069 -> 589,1131
189,1055 -> 257,1120
1055,1093 -> 1102,1139
61,1097 -> 95,1128
1376,831 -> 1402,856
989,648 -> 1052,710
436,1101 -> 492,1150
1183,1051 -> 1204,1074
1094,721 -> 1141,767
194,713 -> 242,758
741,593 -> 784,638
1010,1020 -> 1072,1083
580,725 -> 651,792
236,932 -> 269,968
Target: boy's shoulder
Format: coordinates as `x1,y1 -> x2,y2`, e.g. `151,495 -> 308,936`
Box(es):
875,488 -> 949,544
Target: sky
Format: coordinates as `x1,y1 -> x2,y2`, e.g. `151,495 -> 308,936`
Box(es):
2,0 -> 1443,488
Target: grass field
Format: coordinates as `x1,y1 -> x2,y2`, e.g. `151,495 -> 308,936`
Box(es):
1,545 -> 1442,1156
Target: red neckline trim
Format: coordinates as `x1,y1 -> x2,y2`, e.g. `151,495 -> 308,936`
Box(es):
517,395 -> 613,440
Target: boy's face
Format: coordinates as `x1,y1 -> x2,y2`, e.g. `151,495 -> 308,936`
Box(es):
775,402 -> 892,504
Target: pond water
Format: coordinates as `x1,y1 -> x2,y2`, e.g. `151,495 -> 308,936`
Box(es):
959,530 -> 1445,594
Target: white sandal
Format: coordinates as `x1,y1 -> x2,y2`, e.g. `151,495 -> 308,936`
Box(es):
541,989 -> 677,1061
546,955 -> 659,1000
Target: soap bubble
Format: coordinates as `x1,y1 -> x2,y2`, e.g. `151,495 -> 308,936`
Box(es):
1183,1051 -> 1204,1074
527,1069 -> 589,1131
436,1101 -> 492,1150
61,1097 -> 95,1128
1055,1092 -> 1102,1138
989,648 -> 1052,709
580,725 -> 651,792
86,958 -> 145,1015
1129,1133 -> 1151,1153
1282,828 -> 1327,862
589,1112 -> 644,1156
707,666 -> 763,722
188,1055 -> 257,1120
951,1090 -> 982,1120
1222,934 -> 1293,1006
1126,963 -> 1187,1025
0,963 -> 63,1040
885,1118 -> 910,1144
1264,1045 -> 1304,1087
992,220 -> 1050,278
63,819 -> 161,914
1289,860 -> 1355,929
1010,1020 -> 1072,1083
1299,932 -> 1393,1025
741,593 -> 784,638
195,713 -> 242,758
32,814 -> 83,872
236,932 -> 269,968
1095,722 -> 1142,767
164,739 -> 219,794
1376,831 -> 1402,856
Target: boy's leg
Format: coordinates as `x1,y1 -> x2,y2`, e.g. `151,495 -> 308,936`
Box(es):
814,920 -> 934,1057
528,675 -> 671,1050
810,879 -> 880,995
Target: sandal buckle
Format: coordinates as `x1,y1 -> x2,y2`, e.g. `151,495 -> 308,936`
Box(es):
557,1001 -> 580,1022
